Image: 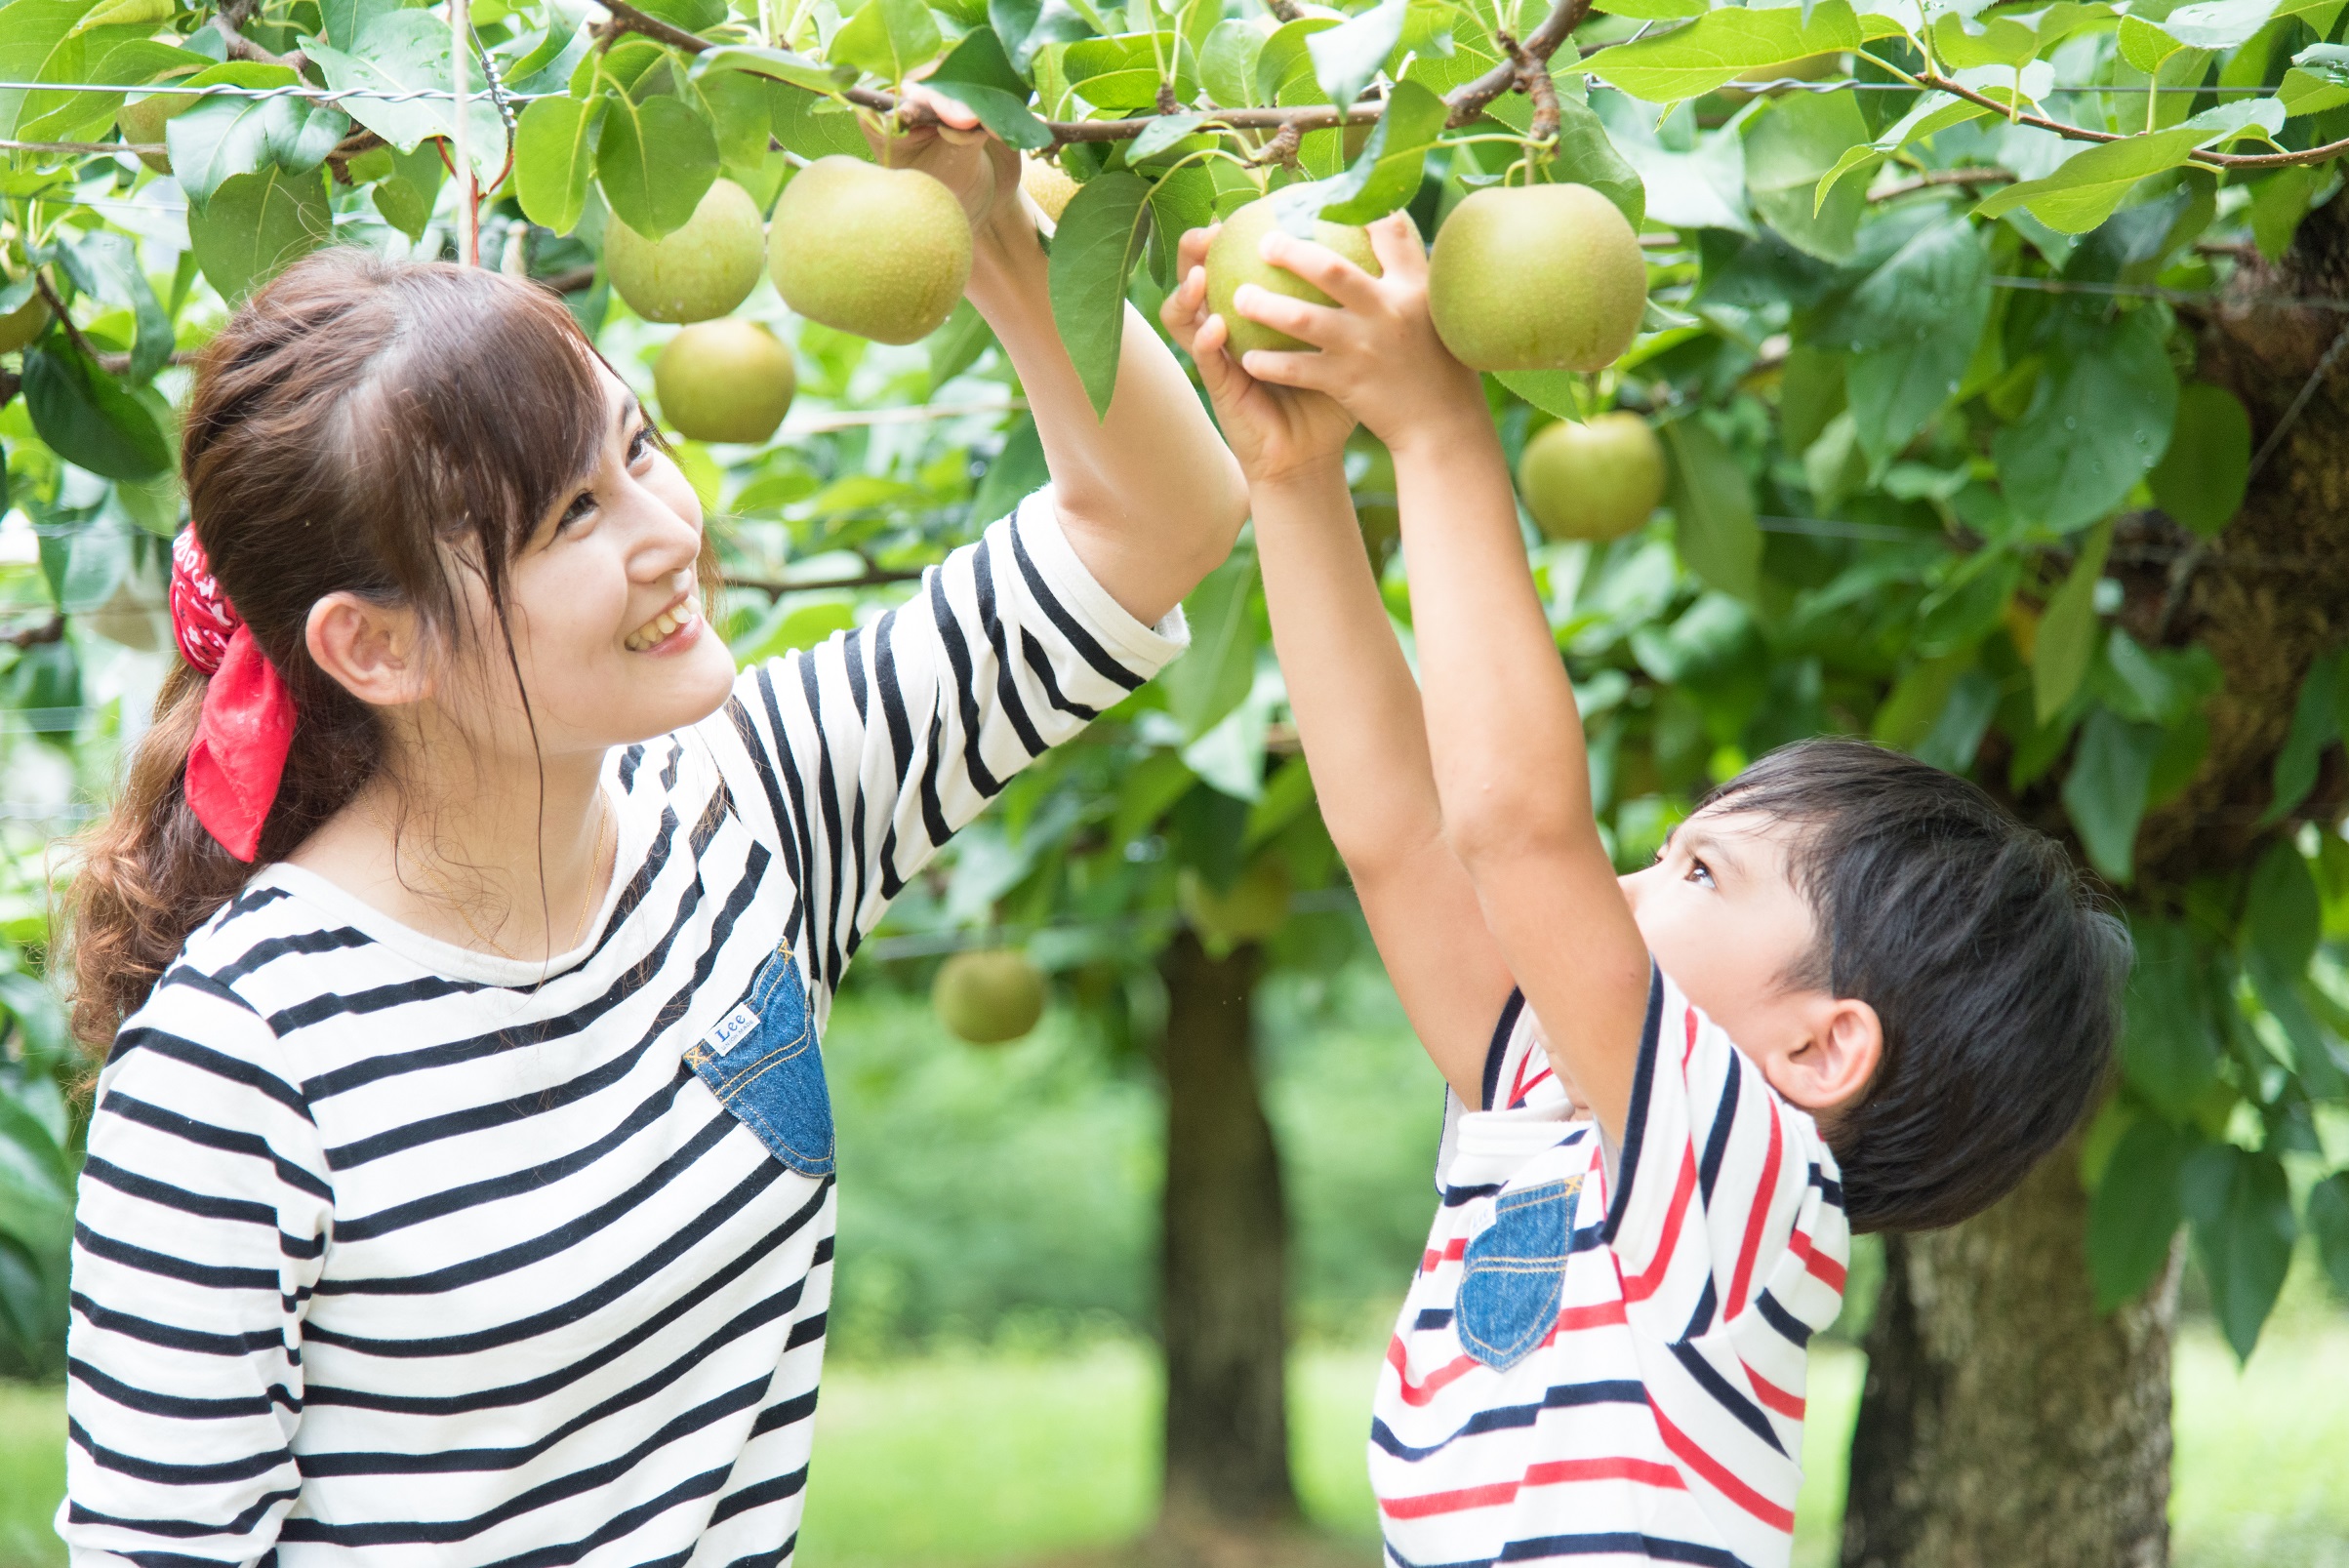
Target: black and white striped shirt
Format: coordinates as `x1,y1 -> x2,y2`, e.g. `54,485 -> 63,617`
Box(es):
61,495 -> 1187,1567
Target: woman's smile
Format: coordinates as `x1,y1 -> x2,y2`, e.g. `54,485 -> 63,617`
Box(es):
624,592 -> 705,654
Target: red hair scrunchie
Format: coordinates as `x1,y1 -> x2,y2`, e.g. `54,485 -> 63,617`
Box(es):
169,530 -> 295,864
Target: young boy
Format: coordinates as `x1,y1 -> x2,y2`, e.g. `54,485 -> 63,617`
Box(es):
1156,214 -> 2126,1568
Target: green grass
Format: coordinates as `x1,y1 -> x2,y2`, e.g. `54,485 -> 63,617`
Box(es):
8,1323 -> 2344,1568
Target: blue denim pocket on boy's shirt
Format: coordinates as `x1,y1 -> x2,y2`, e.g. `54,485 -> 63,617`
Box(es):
1455,1179 -> 1576,1372
686,943 -> 834,1178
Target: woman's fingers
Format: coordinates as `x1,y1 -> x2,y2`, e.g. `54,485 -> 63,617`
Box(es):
1259,231 -> 1388,314
902,83 -> 984,139
1231,283 -> 1347,350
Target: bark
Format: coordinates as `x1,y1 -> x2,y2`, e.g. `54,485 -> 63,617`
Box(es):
1842,1144 -> 2183,1568
1154,932 -> 1298,1545
1845,189 -> 2349,1566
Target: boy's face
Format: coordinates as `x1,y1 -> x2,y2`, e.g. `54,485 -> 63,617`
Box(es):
1616,807 -> 1879,1118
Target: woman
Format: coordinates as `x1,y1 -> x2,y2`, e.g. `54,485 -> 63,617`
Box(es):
59,107 -> 1244,1564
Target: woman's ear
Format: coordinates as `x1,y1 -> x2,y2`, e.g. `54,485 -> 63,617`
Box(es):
1772,995 -> 1883,1114
306,592 -> 429,707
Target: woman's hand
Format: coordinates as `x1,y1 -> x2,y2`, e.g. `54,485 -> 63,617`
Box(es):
863,85 -> 1031,259
1225,211 -> 1486,460
1159,224 -> 1357,490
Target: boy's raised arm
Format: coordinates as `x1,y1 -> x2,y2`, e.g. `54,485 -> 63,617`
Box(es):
1161,228 -> 1516,1102
887,94 -> 1248,625
1234,217 -> 1651,1146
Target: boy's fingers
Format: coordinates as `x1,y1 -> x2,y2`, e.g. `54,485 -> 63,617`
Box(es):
1366,210 -> 1429,285
1240,346 -> 1341,395
1231,283 -> 1345,350
1176,223 -> 1218,275
1259,232 -> 1385,314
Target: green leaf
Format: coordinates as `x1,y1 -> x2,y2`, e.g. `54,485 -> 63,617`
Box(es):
1828,210 -> 1992,466
2247,837 -> 2322,976
68,231 -> 169,384
2164,0 -> 2285,50
2149,382 -> 2249,538
1931,12 -> 2041,68
303,12 -> 506,182
1199,18 -> 1266,107
1583,0 -> 1865,102
186,165 -> 333,303
929,79 -> 1055,150
2032,517 -> 2114,723
2183,1144 -> 2296,1362
164,68 -> 348,210
1973,127 -> 2207,234
515,94 -> 603,235
971,415 -> 1047,526
1306,0 -> 1405,111
2119,14 -> 2184,74
771,83 -> 876,161
2087,1116 -> 2193,1310
689,43 -> 854,95
2064,705 -> 2161,881
2309,1173 -> 2349,1301
992,0 -> 1094,78
1996,311 -> 2177,533
1284,77 -> 1447,225
830,0 -> 944,82
597,93 -> 721,239
1549,93 -> 1645,230
2123,920 -> 2222,1117
1256,15 -> 1338,107
1047,171 -> 1151,420
1746,92 -> 1872,263
0,0 -> 100,139
16,36 -> 208,141
1661,418 -> 1761,601
22,343 -> 170,480
317,0 -> 396,51
1161,550 -> 1261,741
2262,648 -> 2342,825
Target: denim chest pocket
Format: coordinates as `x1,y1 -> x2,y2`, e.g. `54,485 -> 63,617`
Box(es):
686,943 -> 834,1178
1454,1178 -> 1580,1373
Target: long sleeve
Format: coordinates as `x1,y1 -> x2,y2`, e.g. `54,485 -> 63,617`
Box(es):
712,489 -> 1189,994
61,973 -> 334,1567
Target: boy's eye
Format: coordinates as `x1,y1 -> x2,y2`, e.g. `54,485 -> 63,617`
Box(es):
1685,858 -> 1716,889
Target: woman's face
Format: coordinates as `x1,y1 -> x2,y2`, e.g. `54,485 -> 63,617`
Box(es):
445,366 -> 738,763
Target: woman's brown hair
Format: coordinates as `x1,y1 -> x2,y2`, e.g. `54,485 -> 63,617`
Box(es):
67,249 -> 622,1055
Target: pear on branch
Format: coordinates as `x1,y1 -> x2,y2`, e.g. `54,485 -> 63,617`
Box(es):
768,157 -> 972,345
1517,413 -> 1665,543
932,948 -> 1046,1046
654,320 -> 797,445
1428,184 -> 1646,373
604,179 -> 766,325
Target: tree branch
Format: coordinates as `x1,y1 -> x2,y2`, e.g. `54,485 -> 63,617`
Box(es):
591,0 -> 1593,144
212,0 -> 306,72
1872,165 -> 2015,201
1920,69 -> 2349,170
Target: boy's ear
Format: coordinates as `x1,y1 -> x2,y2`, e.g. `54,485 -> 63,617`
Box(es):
1773,995 -> 1883,1114
306,592 -> 431,708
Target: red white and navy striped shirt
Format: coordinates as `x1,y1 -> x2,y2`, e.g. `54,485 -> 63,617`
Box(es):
1371,971 -> 1849,1568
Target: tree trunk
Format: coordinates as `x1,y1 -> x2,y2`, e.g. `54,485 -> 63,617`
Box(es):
1154,932 -> 1298,1547
1845,187 -> 2349,1567
1842,1142 -> 2183,1568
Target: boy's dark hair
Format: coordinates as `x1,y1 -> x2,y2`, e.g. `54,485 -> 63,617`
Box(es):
1698,737 -> 2130,1234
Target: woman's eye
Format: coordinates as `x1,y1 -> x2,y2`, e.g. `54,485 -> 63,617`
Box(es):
557,490 -> 596,532
627,425 -> 653,465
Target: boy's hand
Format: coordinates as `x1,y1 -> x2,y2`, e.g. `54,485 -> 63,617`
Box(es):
1229,212 -> 1485,458
1160,224 -> 1357,489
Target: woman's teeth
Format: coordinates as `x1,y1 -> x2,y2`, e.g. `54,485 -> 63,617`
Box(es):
625,600 -> 699,652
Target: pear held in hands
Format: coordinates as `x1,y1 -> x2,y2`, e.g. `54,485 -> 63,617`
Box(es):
1428,184 -> 1647,373
1517,413 -> 1667,543
604,179 -> 766,325
654,320 -> 798,446
933,949 -> 1047,1046
1204,197 -> 1383,357
769,157 -> 973,345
